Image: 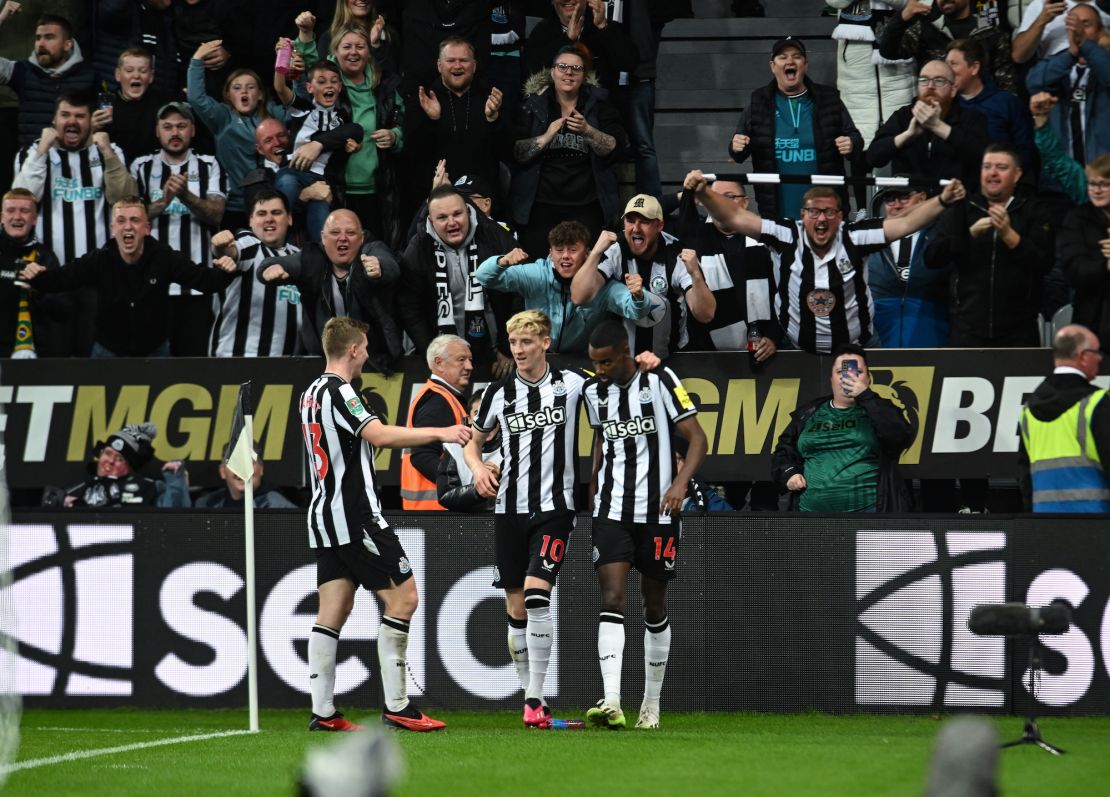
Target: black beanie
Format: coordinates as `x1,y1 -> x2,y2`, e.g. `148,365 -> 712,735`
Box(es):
102,423 -> 158,471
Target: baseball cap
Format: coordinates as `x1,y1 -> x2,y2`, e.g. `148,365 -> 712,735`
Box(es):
453,174 -> 493,198
622,194 -> 663,221
157,101 -> 195,122
771,37 -> 807,58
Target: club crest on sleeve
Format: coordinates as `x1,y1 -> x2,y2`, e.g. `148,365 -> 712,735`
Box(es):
398,556 -> 411,575
346,397 -> 365,415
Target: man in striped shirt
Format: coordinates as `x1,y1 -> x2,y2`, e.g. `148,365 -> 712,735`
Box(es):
12,90 -> 137,354
581,319 -> 707,731
300,316 -> 470,733
131,102 -> 226,355
208,188 -> 301,357
685,169 -> 967,354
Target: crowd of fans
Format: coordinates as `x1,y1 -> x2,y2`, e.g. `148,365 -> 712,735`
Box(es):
1,0 -> 1109,511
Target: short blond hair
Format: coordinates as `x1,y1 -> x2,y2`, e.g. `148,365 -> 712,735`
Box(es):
112,196 -> 147,216
506,309 -> 551,339
117,46 -> 153,70
322,316 -> 369,359
2,187 -> 37,208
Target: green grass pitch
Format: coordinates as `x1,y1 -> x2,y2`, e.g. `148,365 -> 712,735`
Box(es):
7,709 -> 1110,796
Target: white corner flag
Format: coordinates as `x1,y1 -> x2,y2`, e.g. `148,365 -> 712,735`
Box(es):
225,383 -> 260,733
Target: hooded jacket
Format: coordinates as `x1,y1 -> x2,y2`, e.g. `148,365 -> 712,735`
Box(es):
509,71 -> 626,227
0,40 -> 97,146
1017,371 -> 1110,510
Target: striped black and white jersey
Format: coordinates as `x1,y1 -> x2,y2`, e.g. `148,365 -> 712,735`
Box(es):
209,229 -> 301,356
474,365 -> 589,514
597,231 -> 692,358
300,373 -> 387,548
583,367 -> 698,525
759,217 -> 887,354
130,150 -> 226,295
13,142 -> 123,263
686,219 -> 776,350
287,98 -> 344,177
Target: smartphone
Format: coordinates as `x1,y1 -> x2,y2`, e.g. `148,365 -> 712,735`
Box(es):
919,0 -> 935,7
841,360 -> 859,376
98,91 -> 113,111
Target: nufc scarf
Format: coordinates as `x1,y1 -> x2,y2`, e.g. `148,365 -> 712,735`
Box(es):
434,239 -> 487,345
13,248 -> 38,359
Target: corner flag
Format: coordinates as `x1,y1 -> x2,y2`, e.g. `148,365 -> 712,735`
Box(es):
226,383 -> 254,481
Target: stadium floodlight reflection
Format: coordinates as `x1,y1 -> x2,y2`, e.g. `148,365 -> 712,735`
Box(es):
968,602 -> 1072,755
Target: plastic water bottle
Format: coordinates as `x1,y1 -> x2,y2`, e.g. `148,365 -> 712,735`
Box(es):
549,719 -> 585,730
275,38 -> 293,75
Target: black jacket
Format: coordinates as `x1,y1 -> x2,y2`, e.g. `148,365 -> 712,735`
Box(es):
258,240 -> 401,372
0,230 -> 65,357
1017,372 -> 1110,509
731,76 -> 864,218
522,14 -> 639,92
29,237 -> 235,356
1059,202 -> 1110,345
409,378 -> 466,482
923,193 -> 1055,342
400,1 -> 493,98
868,103 -> 989,190
771,391 -> 914,512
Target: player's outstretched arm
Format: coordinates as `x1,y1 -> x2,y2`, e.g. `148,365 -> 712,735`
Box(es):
463,429 -> 499,498
661,415 -> 708,516
362,419 -> 471,449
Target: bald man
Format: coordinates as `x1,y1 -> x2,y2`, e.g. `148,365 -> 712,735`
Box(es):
1019,323 -> 1110,512
258,209 -> 402,368
868,59 -> 990,190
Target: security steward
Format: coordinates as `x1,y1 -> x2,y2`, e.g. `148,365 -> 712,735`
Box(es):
1019,324 -> 1110,513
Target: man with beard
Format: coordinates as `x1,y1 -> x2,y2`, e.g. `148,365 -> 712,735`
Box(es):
409,38 -> 506,208
684,168 -> 966,354
476,219 -> 657,354
17,197 -> 238,357
570,194 -> 715,358
0,188 -> 64,358
259,208 -> 401,370
398,185 -> 517,376
131,102 -> 227,355
0,14 -> 95,147
868,59 -> 990,190
729,37 -> 863,220
105,47 -> 176,164
252,118 -> 338,230
925,143 -> 1055,347
209,189 -> 302,357
878,0 -> 1017,93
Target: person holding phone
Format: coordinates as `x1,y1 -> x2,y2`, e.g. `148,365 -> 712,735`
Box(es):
771,344 -> 914,512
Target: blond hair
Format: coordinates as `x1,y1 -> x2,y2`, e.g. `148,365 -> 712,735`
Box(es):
2,187 -> 37,208
506,309 -> 551,339
111,196 -> 147,216
322,316 -> 369,359
331,23 -> 382,89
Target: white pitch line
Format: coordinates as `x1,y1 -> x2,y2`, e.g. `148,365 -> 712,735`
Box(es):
0,729 -> 256,774
31,727 -> 214,734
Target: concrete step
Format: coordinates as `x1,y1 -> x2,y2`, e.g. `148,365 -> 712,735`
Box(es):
691,0 -> 831,17
662,16 -> 837,39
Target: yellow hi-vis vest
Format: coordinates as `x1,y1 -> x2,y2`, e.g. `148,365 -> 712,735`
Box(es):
400,380 -> 466,510
1020,389 -> 1110,513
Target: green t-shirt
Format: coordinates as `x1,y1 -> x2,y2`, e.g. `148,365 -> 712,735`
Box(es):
796,402 -> 880,512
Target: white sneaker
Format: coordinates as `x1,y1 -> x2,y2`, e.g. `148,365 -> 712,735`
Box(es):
635,701 -> 660,730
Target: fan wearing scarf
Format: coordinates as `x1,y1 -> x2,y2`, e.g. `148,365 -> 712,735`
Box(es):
60,423 -> 190,508
0,188 -> 64,358
398,184 -> 517,376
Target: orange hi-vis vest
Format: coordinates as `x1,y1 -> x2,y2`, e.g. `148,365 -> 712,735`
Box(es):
400,379 -> 466,510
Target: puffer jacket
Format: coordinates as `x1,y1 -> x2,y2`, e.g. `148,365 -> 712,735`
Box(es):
1059,202 -> 1110,346
0,41 -> 96,146
827,1 -> 915,145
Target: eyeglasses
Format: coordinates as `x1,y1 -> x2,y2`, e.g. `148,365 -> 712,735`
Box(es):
916,76 -> 953,88
554,62 -> 584,74
800,207 -> 842,219
1089,180 -> 1110,191
723,192 -> 746,202
1081,348 -> 1104,360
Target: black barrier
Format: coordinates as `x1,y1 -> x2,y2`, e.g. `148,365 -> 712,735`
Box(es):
4,350 -> 1106,491
6,511 -> 1110,715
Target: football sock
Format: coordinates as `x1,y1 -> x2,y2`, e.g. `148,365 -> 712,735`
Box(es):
643,616 -> 671,705
524,589 -> 552,702
379,616 -> 411,713
507,614 -> 530,692
598,612 -> 625,707
308,624 -> 339,718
